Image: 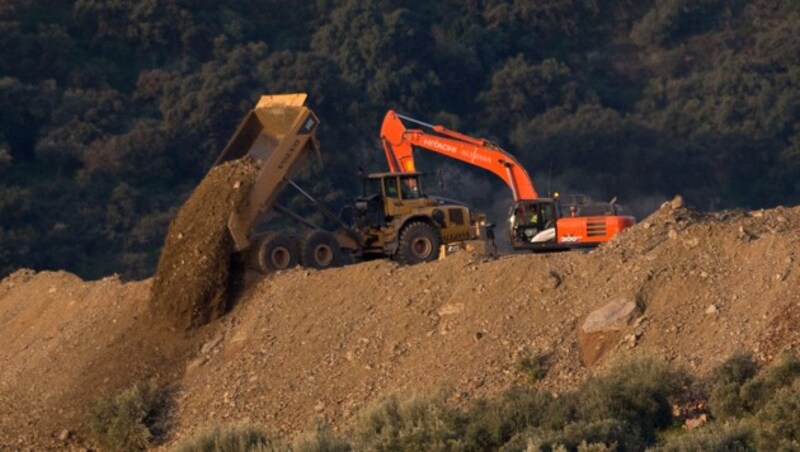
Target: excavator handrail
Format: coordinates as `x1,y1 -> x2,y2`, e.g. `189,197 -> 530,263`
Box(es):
380,110 -> 538,201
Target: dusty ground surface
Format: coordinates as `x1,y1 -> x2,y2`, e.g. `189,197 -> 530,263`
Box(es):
149,157 -> 260,330
0,271 -> 201,450
0,199 -> 798,449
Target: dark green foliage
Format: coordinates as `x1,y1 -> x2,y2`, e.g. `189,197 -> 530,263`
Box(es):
629,0 -> 734,48
740,350 -> 800,414
574,357 -> 689,444
463,387 -> 554,450
709,350 -> 800,421
708,351 -> 759,420
755,379 -> 800,451
650,420 -> 755,451
173,424 -> 287,452
350,390 -> 465,451
1,1 -> 800,278
509,418 -> 645,452
291,421 -> 352,452
85,381 -> 168,452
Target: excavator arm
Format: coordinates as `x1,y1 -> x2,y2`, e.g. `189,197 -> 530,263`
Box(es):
380,110 -> 538,201
380,110 -> 636,250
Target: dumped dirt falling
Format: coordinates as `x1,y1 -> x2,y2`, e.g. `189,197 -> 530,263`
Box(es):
149,157 -> 260,330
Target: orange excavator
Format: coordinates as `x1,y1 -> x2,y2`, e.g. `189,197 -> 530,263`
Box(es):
380,110 -> 635,251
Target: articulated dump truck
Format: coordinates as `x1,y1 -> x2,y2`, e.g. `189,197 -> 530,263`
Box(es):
214,93 -> 491,273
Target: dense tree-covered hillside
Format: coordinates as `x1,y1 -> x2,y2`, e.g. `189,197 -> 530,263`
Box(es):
1,0 -> 799,278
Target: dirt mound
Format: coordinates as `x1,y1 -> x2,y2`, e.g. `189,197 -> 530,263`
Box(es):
0,270 -> 201,450
1,199 -> 798,449
167,201 -> 800,440
149,158 -> 260,330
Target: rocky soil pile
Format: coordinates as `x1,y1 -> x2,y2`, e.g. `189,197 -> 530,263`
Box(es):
0,198 -> 797,449
149,157 -> 260,330
0,271 -> 199,450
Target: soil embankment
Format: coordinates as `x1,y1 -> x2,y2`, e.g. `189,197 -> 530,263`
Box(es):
0,200 -> 798,448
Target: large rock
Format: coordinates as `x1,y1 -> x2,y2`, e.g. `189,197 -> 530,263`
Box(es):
578,298 -> 643,366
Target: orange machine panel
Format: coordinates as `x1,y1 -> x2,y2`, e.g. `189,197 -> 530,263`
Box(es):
556,216 -> 635,245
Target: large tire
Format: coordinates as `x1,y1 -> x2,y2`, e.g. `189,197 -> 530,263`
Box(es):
396,221 -> 441,265
300,230 -> 344,269
250,232 -> 299,273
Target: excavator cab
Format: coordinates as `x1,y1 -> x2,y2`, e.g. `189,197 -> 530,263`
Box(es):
509,199 -> 560,246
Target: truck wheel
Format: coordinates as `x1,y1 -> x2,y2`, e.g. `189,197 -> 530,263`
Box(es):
300,230 -> 344,269
251,232 -> 299,273
396,222 -> 441,265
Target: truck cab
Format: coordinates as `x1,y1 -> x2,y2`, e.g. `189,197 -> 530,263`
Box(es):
354,172 -> 480,263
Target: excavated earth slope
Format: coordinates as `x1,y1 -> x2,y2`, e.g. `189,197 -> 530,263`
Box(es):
0,199 -> 798,449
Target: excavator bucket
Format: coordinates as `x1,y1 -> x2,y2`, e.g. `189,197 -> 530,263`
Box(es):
214,93 -> 320,251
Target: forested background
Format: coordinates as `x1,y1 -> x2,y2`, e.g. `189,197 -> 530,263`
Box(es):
1,0 -> 799,279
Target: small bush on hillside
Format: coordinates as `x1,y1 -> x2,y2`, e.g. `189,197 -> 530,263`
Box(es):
576,441 -> 617,452
349,390 -> 464,451
540,392 -> 580,432
173,424 -> 286,452
707,350 -> 800,421
516,348 -> 550,383
707,351 -> 758,420
291,421 -> 351,452
649,420 -> 755,451
755,379 -> 800,451
574,357 -> 688,444
502,418 -> 643,452
85,380 -> 167,452
740,350 -> 800,414
463,386 -> 554,450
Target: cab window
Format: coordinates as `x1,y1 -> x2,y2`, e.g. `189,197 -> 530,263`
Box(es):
384,177 -> 399,198
400,176 -> 421,199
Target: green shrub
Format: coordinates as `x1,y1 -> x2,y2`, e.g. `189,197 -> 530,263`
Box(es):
755,379 -> 800,451
577,441 -> 617,452
172,424 -> 286,452
463,386 -> 554,450
740,350 -> 800,414
349,390 -> 465,451
708,350 -> 800,421
649,420 -> 755,451
708,352 -> 758,420
517,348 -> 550,383
578,441 -> 617,452
291,421 -> 351,452
85,380 -> 167,452
540,393 -> 580,432
574,357 -> 688,443
502,419 -> 644,452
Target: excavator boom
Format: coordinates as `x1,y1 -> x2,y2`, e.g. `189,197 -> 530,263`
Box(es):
381,110 -> 537,201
